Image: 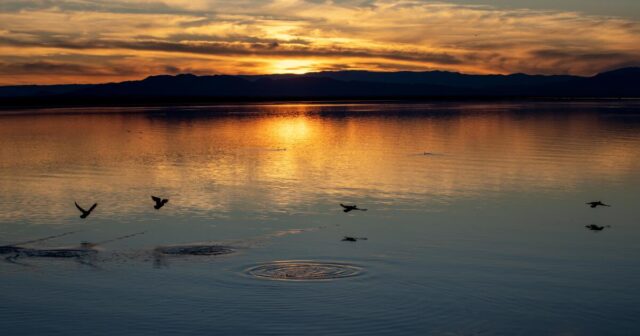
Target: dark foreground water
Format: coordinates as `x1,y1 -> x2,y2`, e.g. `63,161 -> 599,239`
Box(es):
1,102 -> 639,335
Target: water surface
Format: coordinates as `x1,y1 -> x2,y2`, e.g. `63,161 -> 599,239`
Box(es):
1,102 -> 639,335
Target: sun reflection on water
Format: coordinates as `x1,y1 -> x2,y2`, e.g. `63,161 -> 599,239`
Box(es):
1,102 -> 640,222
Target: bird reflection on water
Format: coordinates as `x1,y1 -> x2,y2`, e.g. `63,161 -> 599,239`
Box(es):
585,224 -> 611,231
586,201 -> 611,208
342,236 -> 368,242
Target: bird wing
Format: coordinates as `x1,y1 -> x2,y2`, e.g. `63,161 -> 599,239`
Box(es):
88,203 -> 98,212
151,196 -> 161,203
75,202 -> 86,213
162,199 -> 169,203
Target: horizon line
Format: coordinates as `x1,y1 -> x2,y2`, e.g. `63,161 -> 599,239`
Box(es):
3,66 -> 638,88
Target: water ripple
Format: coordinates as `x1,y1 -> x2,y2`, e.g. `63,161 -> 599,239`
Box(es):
245,260 -> 364,281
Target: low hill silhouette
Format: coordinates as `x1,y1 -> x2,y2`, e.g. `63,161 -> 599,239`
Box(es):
0,68 -> 638,106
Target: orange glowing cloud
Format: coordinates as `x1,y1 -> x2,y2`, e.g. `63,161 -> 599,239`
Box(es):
0,0 -> 638,84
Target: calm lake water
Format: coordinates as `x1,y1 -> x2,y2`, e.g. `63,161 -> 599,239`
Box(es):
1,102 -> 639,335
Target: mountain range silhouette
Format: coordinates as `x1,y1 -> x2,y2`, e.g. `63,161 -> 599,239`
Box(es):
1,68 -> 638,105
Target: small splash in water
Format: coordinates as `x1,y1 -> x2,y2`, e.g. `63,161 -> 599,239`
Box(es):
152,244 -> 236,268
155,245 -> 235,256
245,261 -> 363,281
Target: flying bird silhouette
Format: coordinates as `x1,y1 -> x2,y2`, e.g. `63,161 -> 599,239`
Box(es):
585,224 -> 610,231
151,196 -> 169,209
75,202 -> 97,218
340,203 -> 367,213
586,201 -> 610,208
342,236 -> 368,242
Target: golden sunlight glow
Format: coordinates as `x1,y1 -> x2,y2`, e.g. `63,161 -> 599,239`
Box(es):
2,104 -> 640,221
0,1 -> 638,84
270,60 -> 318,74
269,117 -> 312,143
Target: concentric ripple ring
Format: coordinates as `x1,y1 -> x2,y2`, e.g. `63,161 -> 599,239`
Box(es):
245,260 -> 364,281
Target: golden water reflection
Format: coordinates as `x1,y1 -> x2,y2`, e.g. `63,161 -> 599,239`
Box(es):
1,103 -> 639,222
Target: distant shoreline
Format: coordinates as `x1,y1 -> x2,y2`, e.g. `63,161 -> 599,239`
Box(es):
1,96 -> 639,111
2,68 -> 637,109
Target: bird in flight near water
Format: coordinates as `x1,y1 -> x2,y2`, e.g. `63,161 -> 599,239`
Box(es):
151,196 -> 169,209
75,202 -> 97,218
340,203 -> 367,213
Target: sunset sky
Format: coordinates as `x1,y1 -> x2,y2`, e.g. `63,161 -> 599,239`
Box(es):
0,0 -> 639,85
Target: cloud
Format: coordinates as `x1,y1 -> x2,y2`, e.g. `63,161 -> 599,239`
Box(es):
0,0 -> 196,15
0,30 -> 464,64
0,0 -> 638,84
